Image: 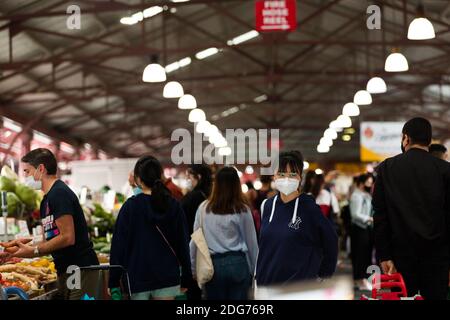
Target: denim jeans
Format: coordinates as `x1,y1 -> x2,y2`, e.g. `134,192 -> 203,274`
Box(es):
205,251 -> 252,300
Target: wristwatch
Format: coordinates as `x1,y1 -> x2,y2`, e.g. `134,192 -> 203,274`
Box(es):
33,245 -> 40,257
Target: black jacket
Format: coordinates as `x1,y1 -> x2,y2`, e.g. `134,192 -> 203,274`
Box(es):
181,189 -> 207,236
109,194 -> 192,294
372,148 -> 450,262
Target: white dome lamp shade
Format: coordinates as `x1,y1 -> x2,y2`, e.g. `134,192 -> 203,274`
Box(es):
195,120 -> 210,134
142,55 -> 167,83
407,5 -> 435,40
178,94 -> 197,110
329,120 -> 344,133
214,136 -> 228,148
204,124 -> 218,138
208,133 -> 220,144
342,102 -> 360,117
385,50 -> 409,72
163,81 -> 184,98
367,77 -> 387,94
320,137 -> 333,147
337,115 -> 352,128
324,128 -> 338,140
353,90 -> 372,106
188,108 -> 206,123
317,144 -> 330,153
408,17 -> 435,40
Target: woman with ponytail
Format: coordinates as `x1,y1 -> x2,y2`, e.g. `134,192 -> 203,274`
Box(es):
109,156 -> 192,300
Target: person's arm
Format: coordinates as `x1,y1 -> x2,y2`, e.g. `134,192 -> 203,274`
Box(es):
331,192 -> 340,216
108,201 -> 132,288
174,202 -> 192,289
240,208 -> 259,275
372,163 -> 395,269
315,205 -> 338,278
12,189 -> 77,258
349,192 -> 371,226
13,215 -> 75,258
189,204 -> 203,277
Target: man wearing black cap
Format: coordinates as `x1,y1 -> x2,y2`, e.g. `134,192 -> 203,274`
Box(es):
372,117 -> 450,299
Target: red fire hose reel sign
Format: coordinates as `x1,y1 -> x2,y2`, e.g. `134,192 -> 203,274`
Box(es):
255,0 -> 297,32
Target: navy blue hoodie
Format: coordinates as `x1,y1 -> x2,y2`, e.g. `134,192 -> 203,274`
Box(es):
256,193 -> 338,286
109,194 -> 192,294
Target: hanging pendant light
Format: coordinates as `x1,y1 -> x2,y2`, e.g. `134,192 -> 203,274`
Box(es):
337,115 -> 352,128
195,121 -> 210,134
163,81 -> 184,98
214,136 -> 228,148
385,49 -> 409,72
367,77 -> 387,94
142,55 -> 166,83
204,124 -> 218,138
317,144 -> 330,153
342,102 -> 360,117
188,108 -> 206,123
142,63 -> 166,82
407,4 -> 435,40
320,137 -> 333,147
353,90 -> 372,105
329,120 -> 344,132
178,94 -> 197,109
324,128 -> 338,140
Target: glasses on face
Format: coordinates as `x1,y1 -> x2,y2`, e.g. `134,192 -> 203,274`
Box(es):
277,172 -> 299,178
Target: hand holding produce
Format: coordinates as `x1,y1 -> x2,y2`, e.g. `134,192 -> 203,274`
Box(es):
11,241 -> 35,259
1,238 -> 33,247
0,239 -> 32,254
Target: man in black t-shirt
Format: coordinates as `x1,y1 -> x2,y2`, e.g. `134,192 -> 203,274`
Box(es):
0,148 -> 98,299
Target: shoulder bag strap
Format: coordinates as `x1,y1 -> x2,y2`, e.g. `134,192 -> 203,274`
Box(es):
155,225 -> 180,266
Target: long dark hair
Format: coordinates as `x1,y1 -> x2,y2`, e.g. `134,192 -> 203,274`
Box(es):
206,166 -> 248,215
303,171 -> 316,194
188,164 -> 212,197
134,155 -> 172,213
311,174 -> 325,199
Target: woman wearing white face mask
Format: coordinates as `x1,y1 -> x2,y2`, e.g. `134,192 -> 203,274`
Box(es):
255,151 -> 338,286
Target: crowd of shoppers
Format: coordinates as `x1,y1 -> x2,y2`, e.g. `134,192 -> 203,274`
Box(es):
1,117 -> 448,300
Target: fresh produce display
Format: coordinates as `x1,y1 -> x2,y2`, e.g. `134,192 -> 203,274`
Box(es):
15,184 -> 40,212
93,237 -> 111,254
0,176 -> 16,193
1,166 -> 19,181
0,258 -> 57,293
89,204 -> 116,237
6,192 -> 24,217
0,166 -> 42,219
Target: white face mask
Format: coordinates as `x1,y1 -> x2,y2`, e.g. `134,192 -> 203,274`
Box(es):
274,178 -> 299,196
24,170 -> 43,190
186,179 -> 193,191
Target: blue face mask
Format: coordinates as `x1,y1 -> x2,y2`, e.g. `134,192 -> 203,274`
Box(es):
133,187 -> 142,196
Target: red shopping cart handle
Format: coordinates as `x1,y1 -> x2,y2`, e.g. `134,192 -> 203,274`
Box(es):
371,273 -> 408,299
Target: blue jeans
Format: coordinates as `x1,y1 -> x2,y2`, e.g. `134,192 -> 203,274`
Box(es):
205,251 -> 252,300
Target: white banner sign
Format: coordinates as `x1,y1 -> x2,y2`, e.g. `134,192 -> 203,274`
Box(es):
360,122 -> 403,162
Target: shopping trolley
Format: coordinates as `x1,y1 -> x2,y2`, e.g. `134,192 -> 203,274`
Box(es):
68,265 -> 131,300
360,273 -> 423,300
